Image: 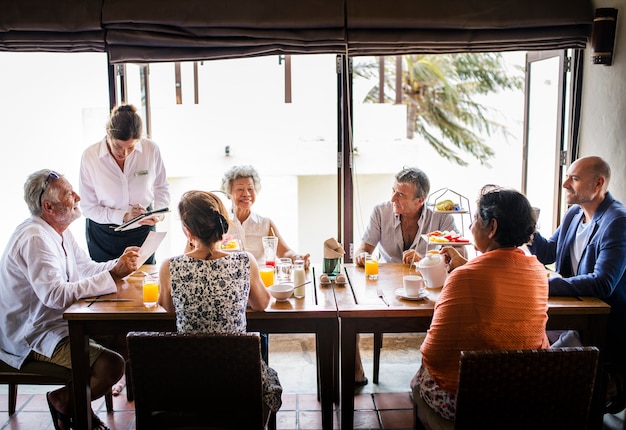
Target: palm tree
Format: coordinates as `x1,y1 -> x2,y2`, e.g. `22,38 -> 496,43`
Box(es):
353,53 -> 523,166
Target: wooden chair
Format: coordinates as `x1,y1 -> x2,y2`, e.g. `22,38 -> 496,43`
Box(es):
127,331 -> 275,430
413,346 -> 599,430
0,359 -> 113,415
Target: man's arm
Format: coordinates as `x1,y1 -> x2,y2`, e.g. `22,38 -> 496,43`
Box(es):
354,242 -> 376,266
549,215 -> 626,298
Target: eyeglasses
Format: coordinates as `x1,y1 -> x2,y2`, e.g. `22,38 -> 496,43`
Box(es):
39,171 -> 60,205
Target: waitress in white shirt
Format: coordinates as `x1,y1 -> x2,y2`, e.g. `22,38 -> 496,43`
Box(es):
79,104 -> 170,264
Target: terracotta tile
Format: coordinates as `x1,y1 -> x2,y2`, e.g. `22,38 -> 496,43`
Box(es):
5,411 -> 54,429
354,392 -> 375,409
352,409 -> 380,429
295,410 -> 340,429
298,393 -> 322,411
280,393 -> 298,410
380,408 -> 414,429
22,394 -> 47,412
276,409 -> 297,429
374,392 -> 413,410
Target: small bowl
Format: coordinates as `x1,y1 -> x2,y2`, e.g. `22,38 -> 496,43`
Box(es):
269,283 -> 294,301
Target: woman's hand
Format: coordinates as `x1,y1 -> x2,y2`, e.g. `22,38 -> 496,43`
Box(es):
440,246 -> 467,271
124,204 -> 146,222
137,214 -> 163,226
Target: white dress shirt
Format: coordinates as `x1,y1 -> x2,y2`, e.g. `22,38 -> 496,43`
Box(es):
0,216 -> 117,369
79,137 -> 170,226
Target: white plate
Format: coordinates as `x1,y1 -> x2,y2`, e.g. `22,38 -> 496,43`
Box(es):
395,288 -> 429,301
421,235 -> 472,246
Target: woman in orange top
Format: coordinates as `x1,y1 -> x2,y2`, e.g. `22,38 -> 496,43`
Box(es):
411,185 -> 550,421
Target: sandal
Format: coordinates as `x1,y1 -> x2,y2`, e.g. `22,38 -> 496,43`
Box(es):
47,392 -> 73,430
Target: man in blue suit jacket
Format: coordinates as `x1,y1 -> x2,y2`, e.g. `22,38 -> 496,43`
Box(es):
528,155 -> 626,413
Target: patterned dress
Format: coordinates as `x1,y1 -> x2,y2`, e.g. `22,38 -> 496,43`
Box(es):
169,252 -> 282,411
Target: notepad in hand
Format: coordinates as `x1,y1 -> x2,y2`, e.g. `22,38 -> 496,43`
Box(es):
112,207 -> 170,232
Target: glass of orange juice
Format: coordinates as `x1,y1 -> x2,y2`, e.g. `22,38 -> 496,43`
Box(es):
364,255 -> 379,280
260,265 -> 275,287
143,275 -> 159,307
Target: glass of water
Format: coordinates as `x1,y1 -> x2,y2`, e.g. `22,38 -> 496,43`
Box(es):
276,258 -> 293,282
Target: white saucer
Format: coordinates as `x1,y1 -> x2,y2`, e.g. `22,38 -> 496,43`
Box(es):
395,288 -> 428,301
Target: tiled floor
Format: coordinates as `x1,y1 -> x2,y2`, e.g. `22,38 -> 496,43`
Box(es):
1,333 -> 624,429
0,333 -> 419,430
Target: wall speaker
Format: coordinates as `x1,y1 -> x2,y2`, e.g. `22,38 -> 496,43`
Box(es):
591,8 -> 618,66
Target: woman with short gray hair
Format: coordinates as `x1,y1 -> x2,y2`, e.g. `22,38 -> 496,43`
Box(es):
220,165 -> 310,268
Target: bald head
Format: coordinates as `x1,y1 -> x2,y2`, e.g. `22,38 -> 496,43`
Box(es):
572,156 -> 611,192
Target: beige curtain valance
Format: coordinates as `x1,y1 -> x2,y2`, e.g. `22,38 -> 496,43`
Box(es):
0,0 -> 594,61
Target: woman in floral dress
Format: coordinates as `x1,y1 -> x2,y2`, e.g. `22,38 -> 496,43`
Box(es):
158,190 -> 282,420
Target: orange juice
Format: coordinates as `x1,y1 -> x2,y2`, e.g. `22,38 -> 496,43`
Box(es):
260,266 -> 275,287
365,258 -> 379,279
143,282 -> 159,307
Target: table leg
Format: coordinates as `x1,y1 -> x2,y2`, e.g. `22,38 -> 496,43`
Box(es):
340,320 -> 357,430
68,321 -> 92,430
587,314 -> 608,430
317,320 -> 335,430
333,319 -> 340,404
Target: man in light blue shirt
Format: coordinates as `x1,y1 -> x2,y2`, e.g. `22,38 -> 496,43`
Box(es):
355,167 -> 457,266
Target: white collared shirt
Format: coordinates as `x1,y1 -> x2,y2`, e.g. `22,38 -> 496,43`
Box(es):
0,216 -> 117,368
79,137 -> 170,226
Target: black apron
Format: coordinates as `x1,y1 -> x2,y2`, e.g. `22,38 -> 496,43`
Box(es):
85,218 -> 156,264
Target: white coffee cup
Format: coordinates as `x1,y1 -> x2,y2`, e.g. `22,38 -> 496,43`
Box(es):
403,275 -> 425,297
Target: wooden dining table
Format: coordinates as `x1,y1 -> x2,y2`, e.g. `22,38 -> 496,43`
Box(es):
337,263 -> 610,430
63,265 -> 338,430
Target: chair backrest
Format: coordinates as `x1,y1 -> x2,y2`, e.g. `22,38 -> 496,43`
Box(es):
454,346 -> 599,430
127,331 -> 265,430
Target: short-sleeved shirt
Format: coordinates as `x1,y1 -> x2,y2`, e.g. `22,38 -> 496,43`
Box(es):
361,201 -> 457,262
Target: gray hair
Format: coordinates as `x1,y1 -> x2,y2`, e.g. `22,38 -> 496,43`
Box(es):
221,165 -> 262,195
24,169 -> 62,216
395,167 -> 430,199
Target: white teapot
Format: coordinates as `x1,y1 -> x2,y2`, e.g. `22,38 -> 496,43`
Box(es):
415,253 -> 448,288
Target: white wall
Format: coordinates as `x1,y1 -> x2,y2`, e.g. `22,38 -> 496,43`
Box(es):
580,1 -> 626,202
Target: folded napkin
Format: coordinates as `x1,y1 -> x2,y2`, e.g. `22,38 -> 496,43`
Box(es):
323,237 -> 345,259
